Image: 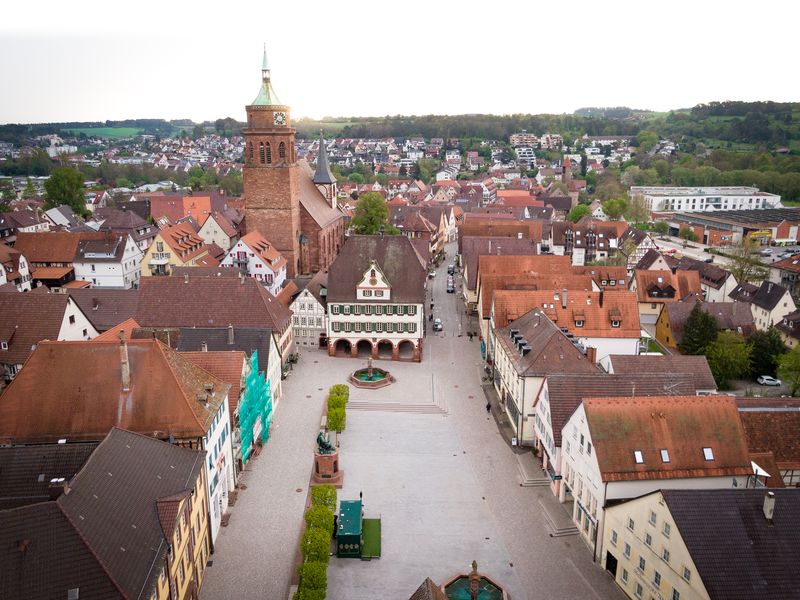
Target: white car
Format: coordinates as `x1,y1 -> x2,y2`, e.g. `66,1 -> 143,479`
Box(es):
433,318 -> 443,332
757,376 -> 781,386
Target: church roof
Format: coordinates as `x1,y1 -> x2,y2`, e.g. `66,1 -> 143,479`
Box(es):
312,134 -> 336,185
251,50 -> 283,106
298,160 -> 347,229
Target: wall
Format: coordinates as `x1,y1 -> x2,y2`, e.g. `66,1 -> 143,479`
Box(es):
202,393 -> 235,543
57,298 -> 99,340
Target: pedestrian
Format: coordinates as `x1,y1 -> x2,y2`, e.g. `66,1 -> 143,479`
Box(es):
486,401 -> 491,413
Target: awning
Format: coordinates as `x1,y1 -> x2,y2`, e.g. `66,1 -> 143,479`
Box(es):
32,266 -> 74,279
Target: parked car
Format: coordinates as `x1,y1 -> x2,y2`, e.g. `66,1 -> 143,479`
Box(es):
433,318 -> 443,332
778,252 -> 793,259
703,257 -> 714,263
447,265 -> 455,275
757,376 -> 782,386
446,283 -> 455,293
663,248 -> 677,254
761,248 -> 773,256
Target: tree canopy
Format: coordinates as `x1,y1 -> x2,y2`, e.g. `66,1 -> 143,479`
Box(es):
44,167 -> 88,216
746,326 -> 786,378
348,192 -> 399,235
725,238 -> 767,283
681,301 -> 718,355
566,204 -> 592,222
602,198 -> 628,220
778,345 -> 800,396
705,330 -> 752,388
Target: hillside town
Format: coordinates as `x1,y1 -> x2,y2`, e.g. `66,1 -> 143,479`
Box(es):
1,51 -> 800,600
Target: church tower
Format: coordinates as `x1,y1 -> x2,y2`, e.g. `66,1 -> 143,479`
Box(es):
313,132 -> 338,208
562,156 -> 572,186
243,48 -> 302,277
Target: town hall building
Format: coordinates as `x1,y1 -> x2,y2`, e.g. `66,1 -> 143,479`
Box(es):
241,50 -> 347,278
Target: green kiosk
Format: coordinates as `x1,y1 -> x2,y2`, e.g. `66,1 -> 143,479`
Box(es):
337,500 -> 362,558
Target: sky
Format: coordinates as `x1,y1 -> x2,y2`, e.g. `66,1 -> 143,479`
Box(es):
1,0 -> 797,125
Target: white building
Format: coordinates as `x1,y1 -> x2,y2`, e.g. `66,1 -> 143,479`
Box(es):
290,271 -> 328,349
631,186 -> 783,213
73,233 -> 143,289
199,386 -> 235,543
221,231 -> 287,296
197,211 -> 239,252
560,395 -> 754,561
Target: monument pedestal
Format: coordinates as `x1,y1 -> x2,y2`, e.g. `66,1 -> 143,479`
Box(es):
312,448 -> 343,489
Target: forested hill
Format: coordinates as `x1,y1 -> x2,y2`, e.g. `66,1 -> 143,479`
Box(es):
573,107 -> 647,119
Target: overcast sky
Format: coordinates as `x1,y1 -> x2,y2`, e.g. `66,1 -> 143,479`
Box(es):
1,0 -> 796,125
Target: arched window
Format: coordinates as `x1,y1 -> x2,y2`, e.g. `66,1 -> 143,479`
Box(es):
249,143 -> 253,161
279,142 -> 286,159
259,142 -> 265,164
265,142 -> 272,164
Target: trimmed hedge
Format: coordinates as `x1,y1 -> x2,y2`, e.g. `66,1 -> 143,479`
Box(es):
329,384 -> 349,401
301,528 -> 331,564
293,590 -> 326,600
298,561 -> 328,591
327,395 -> 346,411
305,504 -> 334,534
327,407 -> 346,433
311,484 -> 337,514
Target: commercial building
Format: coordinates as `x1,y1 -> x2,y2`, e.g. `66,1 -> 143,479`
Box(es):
631,186 -> 782,213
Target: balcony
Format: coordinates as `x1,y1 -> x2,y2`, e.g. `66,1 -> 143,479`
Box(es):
150,252 -> 171,265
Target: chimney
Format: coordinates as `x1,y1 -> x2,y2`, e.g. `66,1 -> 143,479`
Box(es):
732,302 -> 737,316
671,266 -> 677,275
561,288 -> 567,309
120,330 -> 130,391
122,205 -> 126,212
586,346 -> 597,364
763,491 -> 775,522
92,297 -> 98,310
488,240 -> 492,253
228,325 -> 234,345
768,282 -> 773,294
184,273 -> 189,284
48,478 -> 69,501
599,290 -> 604,308
201,341 -> 208,352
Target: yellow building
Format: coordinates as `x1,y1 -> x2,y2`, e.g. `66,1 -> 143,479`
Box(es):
631,269 -> 702,326
603,489 -> 795,600
143,222 -> 210,276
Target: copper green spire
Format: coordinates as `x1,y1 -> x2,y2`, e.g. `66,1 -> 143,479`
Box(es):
252,45 -> 283,106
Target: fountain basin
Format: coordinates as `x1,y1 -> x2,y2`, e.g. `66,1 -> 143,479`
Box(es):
348,367 -> 395,389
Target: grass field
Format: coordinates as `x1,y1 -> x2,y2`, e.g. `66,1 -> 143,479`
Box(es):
62,127 -> 141,139
360,518 -> 381,560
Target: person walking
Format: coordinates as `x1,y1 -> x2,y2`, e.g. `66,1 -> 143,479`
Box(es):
486,401 -> 491,413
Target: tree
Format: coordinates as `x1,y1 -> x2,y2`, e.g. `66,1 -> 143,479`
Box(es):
301,529 -> 331,564
305,504 -> 334,533
326,407 -> 346,444
681,301 -> 718,355
329,384 -> 350,400
602,198 -> 628,221
22,177 -> 37,199
725,238 -> 768,283
654,221 -> 670,236
566,204 -> 592,222
777,345 -> 800,396
311,484 -> 337,514
550,182 -> 569,195
678,227 -> 700,243
347,173 -> 365,184
44,167 -> 87,216
297,562 -> 327,593
627,193 -> 651,224
705,330 -> 752,389
348,192 -> 391,235
746,326 -> 786,378
2,187 -> 16,200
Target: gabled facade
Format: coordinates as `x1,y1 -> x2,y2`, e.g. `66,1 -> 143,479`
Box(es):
0,244 -> 31,291
749,280 -> 796,331
142,222 -> 209,276
289,271 -> 328,349
656,300 -> 756,351
631,269 -> 702,324
73,232 -> 143,289
327,236 -> 426,362
220,230 -> 287,296
198,211 -> 239,252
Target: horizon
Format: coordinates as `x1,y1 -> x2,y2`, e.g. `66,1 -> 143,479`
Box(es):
1,0 -> 797,124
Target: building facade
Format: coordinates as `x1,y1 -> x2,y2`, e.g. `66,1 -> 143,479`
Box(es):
220,230 -> 287,296
631,186 -> 782,213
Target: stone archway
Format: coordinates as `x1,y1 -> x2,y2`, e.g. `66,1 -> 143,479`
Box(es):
398,340 -> 414,360
334,339 -> 351,357
356,340 -> 373,358
377,340 -> 393,359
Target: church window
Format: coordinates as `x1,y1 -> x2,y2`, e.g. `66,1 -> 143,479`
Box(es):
266,143 -> 272,163
259,142 -> 265,164
279,142 -> 286,159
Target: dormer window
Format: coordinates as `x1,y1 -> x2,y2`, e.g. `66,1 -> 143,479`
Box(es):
601,280 -> 607,286
657,277 -> 663,283
634,450 -> 644,464
554,292 -> 559,300
575,320 -> 584,327
612,320 -> 620,328
610,280 -> 616,286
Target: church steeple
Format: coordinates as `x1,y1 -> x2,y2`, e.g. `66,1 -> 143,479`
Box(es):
313,133 -> 336,185
252,45 -> 283,106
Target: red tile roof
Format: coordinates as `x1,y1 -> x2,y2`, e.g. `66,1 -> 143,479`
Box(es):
483,276 -> 593,320
739,410 -> 800,469
179,351 -> 245,417
634,269 -> 702,303
583,395 -> 752,482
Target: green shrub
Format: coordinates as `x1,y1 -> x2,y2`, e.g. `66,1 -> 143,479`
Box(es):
327,407 -> 346,433
305,504 -> 334,534
327,395 -> 346,411
293,587 -> 326,600
311,484 -> 337,514
301,528 -> 331,564
329,384 -> 349,401
298,561 -> 328,591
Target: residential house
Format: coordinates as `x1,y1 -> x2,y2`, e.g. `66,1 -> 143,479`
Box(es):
633,248 -> 672,272
457,220 -> 543,255
776,308 -> 800,348
491,289 -> 642,366
142,222 -> 209,276
135,275 -> 294,365
550,219 -> 629,266
66,288 -> 140,332
14,231 -> 108,288
534,373 -> 698,501
728,280 -> 759,303
747,280 -> 796,331
673,256 -> 738,303
99,205 -> 158,252
630,269 -> 702,324
176,326 -> 283,407
492,308 -> 600,445
656,300 -> 756,351
44,205 -> 79,229
619,227 -> 659,272
561,395 -> 753,561
289,271 -> 328,350
220,230 -> 287,296
73,231 -> 143,289
602,489 -> 799,600
605,354 -> 718,395
0,208 -> 50,237
0,427 -> 211,600
0,293 -> 98,379
198,210 -> 240,252
0,244 -> 31,291
0,338 -> 234,543
327,235 -> 426,362
739,410 -> 800,488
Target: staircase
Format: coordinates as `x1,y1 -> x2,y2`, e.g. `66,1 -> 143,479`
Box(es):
539,499 -> 579,538
347,374 -> 448,415
516,454 -> 551,487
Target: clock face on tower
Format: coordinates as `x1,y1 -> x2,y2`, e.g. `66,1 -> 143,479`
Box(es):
273,111 -> 286,126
